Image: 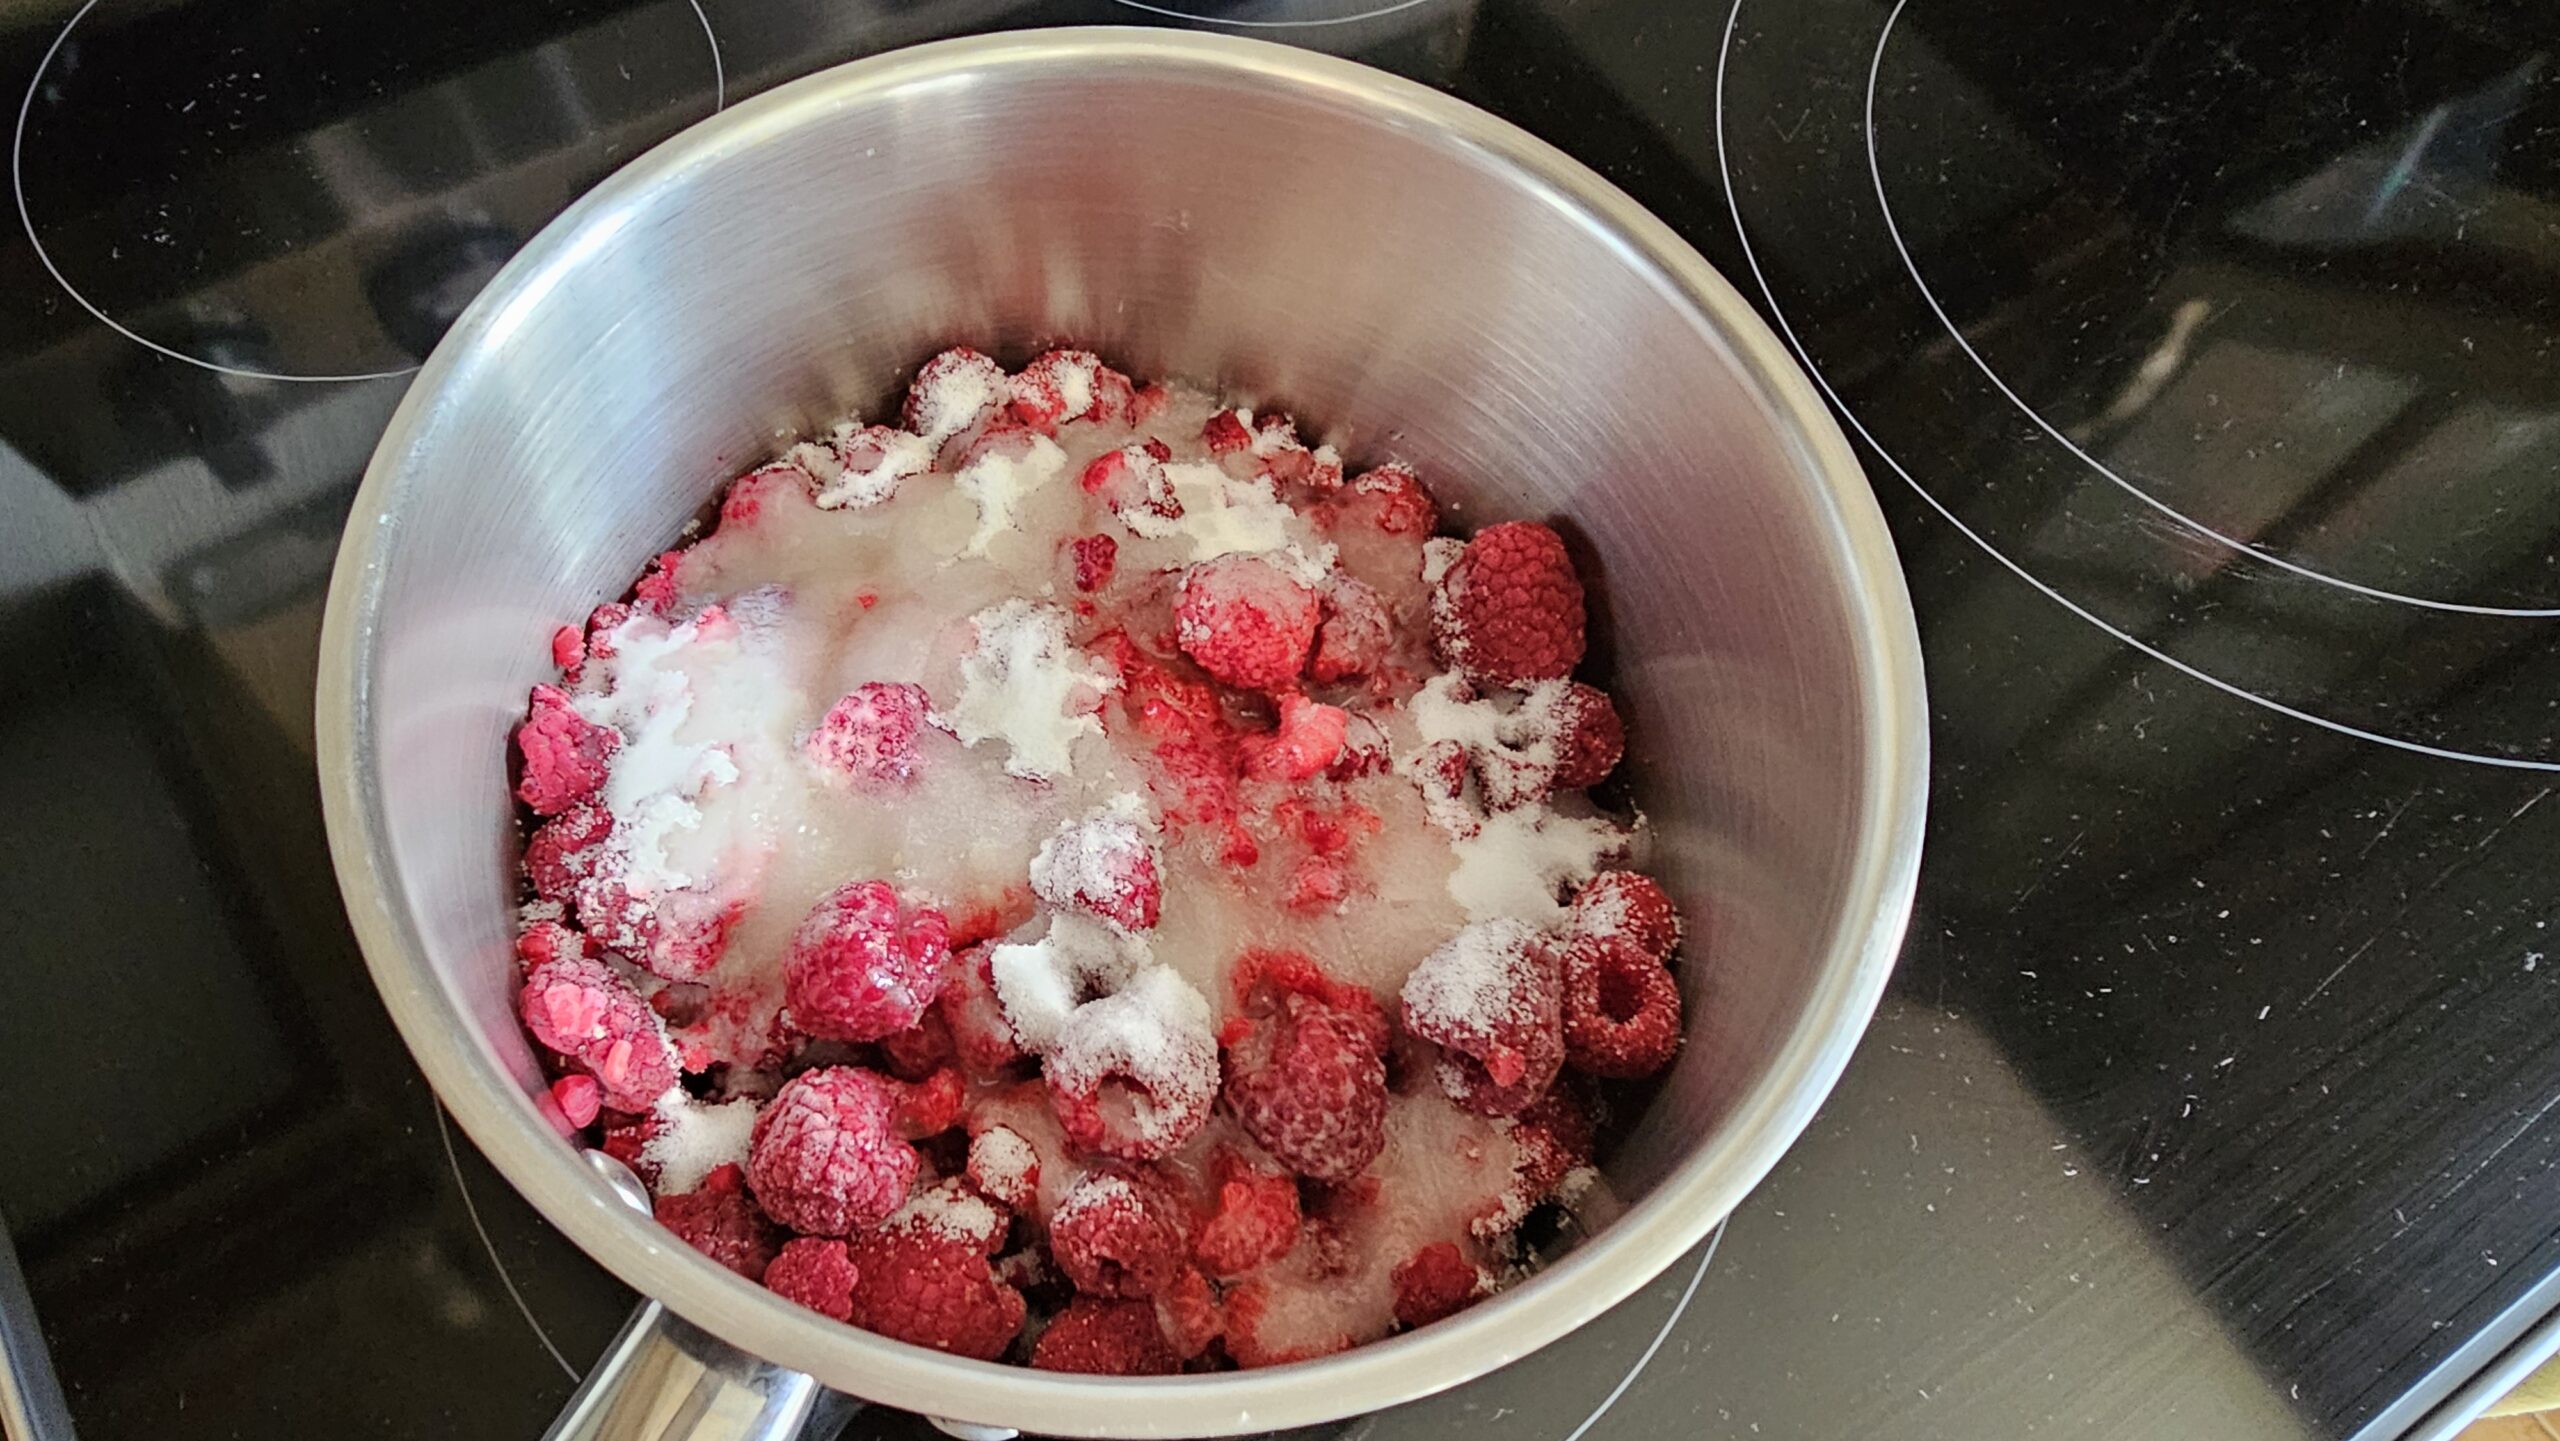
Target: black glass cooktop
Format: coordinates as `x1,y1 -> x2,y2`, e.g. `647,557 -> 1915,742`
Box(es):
3,1 -> 2556,1438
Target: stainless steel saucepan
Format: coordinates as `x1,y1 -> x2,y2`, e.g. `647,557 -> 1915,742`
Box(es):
315,27 -> 1926,1440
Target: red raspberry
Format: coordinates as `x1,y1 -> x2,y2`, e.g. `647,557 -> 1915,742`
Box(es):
808,424 -> 934,509
1570,870 -> 1682,960
1482,1087 -> 1595,1240
1191,1150 -> 1302,1277
1155,1266 -> 1222,1359
803,682 -> 932,786
575,877 -> 738,982
1050,1169 -> 1188,1299
879,1009 -> 958,1079
764,1237 -> 858,1321
1341,463 -> 1438,536
965,1124 -> 1041,1212
1241,693 -> 1349,781
1078,445 -> 1182,527
1011,350 -> 1133,432
548,1073 -> 603,1128
1560,934 -> 1682,1079
654,1163 -> 781,1283
1327,712 -> 1392,781
631,549 -> 687,616
1400,919 -> 1565,1118
1541,681 -> 1624,790
514,685 -> 617,816
599,1107 -> 662,1183
1392,1242 -> 1487,1329
514,917 -> 587,971
524,802 -> 613,905
939,943 -> 1026,1077
1030,807 -> 1162,932
720,461 -> 805,527
1047,971 -> 1218,1161
783,881 -> 952,1042
550,623 -> 586,679
884,1067 -> 967,1140
1201,409 -> 1252,453
840,1180 -> 1023,1358
1224,993 -> 1388,1183
1130,384 -> 1171,426
1070,534 -> 1118,593
1175,555 -> 1319,692
745,1067 -> 918,1236
1309,576 -> 1392,684
904,347 -> 1008,446
1031,1298 -> 1179,1375
1227,949 -> 1390,1052
1431,521 -> 1586,688
518,955 -> 678,1110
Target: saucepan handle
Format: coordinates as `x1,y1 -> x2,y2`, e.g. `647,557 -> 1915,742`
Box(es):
544,1300 -> 857,1441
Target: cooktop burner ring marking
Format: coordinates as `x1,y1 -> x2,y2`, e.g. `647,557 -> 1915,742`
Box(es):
1556,1222 -> 1722,1441
436,1100 -> 581,1382
12,0 -> 727,385
1860,0 -> 2560,619
1105,0 -> 1438,28
1715,0 -> 2560,773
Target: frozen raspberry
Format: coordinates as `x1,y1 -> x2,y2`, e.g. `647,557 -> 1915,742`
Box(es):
904,347 -> 1009,447
1175,554 -> 1320,692
1051,1169 -> 1188,1299
1070,534 -> 1118,592
1156,1267 -> 1222,1359
879,1009 -> 958,1079
1540,681 -> 1624,790
1245,415 -> 1343,492
1079,445 -> 1181,527
631,549 -> 686,616
965,1124 -> 1041,1212
1309,576 -> 1392,684
940,943 -> 1026,1077
548,1073 -> 603,1129
1129,383 -> 1171,426
1401,919 -> 1565,1118
803,424 -> 934,510
515,917 -> 587,971
1031,1298 -> 1179,1375
550,623 -> 586,679
783,881 -> 952,1043
1392,1242 -> 1488,1329
842,1223 -> 1026,1360
599,1107 -> 662,1183
519,954 -> 678,1110
524,802 -> 612,905
746,1066 -> 918,1236
1241,693 -> 1349,781
1047,969 -> 1218,1161
1202,408 -> 1252,454
1011,350 -> 1134,432
764,1237 -> 858,1321
654,1163 -> 782,1282
1343,463 -> 1438,536
1030,806 -> 1162,932
882,1067 -> 966,1140
1224,991 -> 1388,1183
514,684 -> 618,816
1432,521 -> 1586,688
1227,948 -> 1391,1055
804,682 -> 932,787
575,876 -> 738,982
1191,1150 -> 1302,1277
1570,870 -> 1682,960
1561,933 -> 1682,1079
720,460 -> 806,526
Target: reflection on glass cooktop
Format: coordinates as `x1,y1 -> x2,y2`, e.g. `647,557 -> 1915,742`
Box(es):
0,0 -> 2555,1438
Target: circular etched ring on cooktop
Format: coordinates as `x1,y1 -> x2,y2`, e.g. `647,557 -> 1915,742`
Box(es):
13,0 -> 725,383
1108,0 -> 1441,28
1714,0 -> 2560,772
1862,0 -> 2560,617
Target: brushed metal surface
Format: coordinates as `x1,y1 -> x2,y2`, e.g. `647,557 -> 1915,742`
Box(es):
314,27 -> 1926,1437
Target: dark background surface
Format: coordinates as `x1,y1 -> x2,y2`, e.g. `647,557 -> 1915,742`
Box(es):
1,0 -> 2556,1436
